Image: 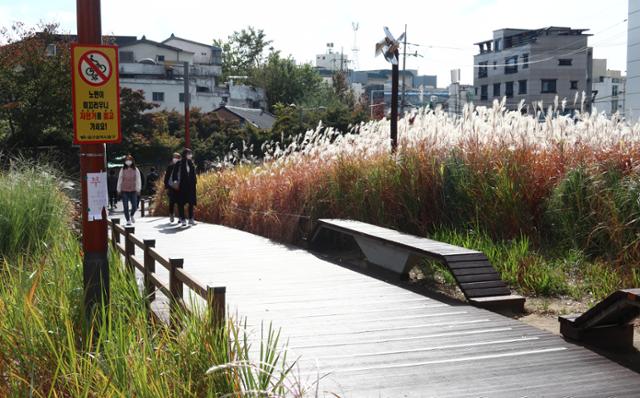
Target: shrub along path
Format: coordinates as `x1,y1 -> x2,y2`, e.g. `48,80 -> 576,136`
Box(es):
125,216 -> 640,397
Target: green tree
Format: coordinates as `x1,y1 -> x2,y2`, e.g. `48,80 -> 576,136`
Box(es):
0,23 -> 72,149
214,27 -> 273,82
249,52 -> 323,112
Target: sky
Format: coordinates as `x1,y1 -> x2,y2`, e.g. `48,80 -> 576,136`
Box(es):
0,0 -> 630,86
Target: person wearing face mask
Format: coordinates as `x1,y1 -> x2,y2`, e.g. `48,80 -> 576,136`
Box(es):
117,154 -> 142,225
164,153 -> 181,223
172,148 -> 197,226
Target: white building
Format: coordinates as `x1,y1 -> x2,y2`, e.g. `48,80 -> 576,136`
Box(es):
626,0 -> 640,122
118,35 -> 265,113
592,59 -> 625,115
315,43 -> 350,71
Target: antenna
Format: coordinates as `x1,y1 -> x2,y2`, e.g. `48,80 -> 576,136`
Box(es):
352,22 -> 360,70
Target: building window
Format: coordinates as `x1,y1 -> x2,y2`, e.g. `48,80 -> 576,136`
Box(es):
505,82 -> 514,98
504,56 -> 518,74
179,93 -> 191,102
493,61 -> 497,70
518,79 -> 527,94
474,87 -> 478,96
494,38 -> 502,52
612,100 -> 619,113
120,51 -> 134,63
612,85 -> 618,96
541,79 -> 557,93
478,62 -> 488,78
156,55 -> 165,62
480,85 -> 488,101
196,85 -> 210,93
570,80 -> 578,90
201,52 -> 207,56
522,53 -> 529,69
45,43 -> 56,57
152,92 -> 164,102
493,83 -> 501,97
558,59 -> 572,66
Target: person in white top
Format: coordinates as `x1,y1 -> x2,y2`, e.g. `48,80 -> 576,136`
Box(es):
116,154 -> 142,225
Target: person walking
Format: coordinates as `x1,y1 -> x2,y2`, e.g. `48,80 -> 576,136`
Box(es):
146,167 -> 159,195
172,148 -> 197,226
107,168 -> 118,211
117,154 -> 142,226
164,153 -> 181,223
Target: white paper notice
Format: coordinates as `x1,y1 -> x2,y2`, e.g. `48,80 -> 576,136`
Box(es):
87,172 -> 108,221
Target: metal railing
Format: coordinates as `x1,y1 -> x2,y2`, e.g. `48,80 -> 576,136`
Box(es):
108,218 -> 225,328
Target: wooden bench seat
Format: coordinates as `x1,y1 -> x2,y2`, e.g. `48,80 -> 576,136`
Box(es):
559,289 -> 640,349
310,219 -> 525,313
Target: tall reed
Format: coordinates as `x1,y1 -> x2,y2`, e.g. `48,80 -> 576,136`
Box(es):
0,165 -> 299,397
153,101 -> 640,295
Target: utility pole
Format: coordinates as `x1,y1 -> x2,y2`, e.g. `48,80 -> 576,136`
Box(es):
76,0 -> 109,323
183,61 -> 191,149
401,24 -> 407,115
391,49 -> 399,152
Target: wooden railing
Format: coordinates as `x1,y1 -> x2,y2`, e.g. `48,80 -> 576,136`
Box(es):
108,218 -> 225,328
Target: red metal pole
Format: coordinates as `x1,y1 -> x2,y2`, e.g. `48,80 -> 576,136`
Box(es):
77,0 -> 109,320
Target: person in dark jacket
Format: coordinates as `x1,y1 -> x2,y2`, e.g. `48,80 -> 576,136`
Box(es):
164,153 -> 181,223
171,148 -> 197,226
107,168 -> 118,210
146,167 -> 159,195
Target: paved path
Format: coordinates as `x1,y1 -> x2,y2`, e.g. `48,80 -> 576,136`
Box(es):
123,216 -> 640,397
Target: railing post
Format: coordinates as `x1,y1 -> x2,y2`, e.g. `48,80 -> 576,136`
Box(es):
207,286 -> 226,329
111,218 -> 120,247
169,258 -> 184,328
124,226 -> 135,272
140,198 -> 145,218
143,239 -> 156,306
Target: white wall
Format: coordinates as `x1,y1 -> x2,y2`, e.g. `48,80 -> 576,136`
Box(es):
120,78 -> 223,112
316,52 -> 349,71
118,42 -> 194,65
163,37 -> 212,65
627,0 -> 640,121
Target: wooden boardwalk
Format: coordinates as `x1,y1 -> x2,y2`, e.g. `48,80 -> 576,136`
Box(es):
127,216 -> 640,397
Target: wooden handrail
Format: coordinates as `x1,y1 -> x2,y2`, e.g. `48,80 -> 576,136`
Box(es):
107,217 -> 225,328
176,268 -> 207,298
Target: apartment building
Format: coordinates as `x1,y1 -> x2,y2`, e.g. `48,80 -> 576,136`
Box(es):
118,35 -> 266,112
473,27 -> 593,112
592,59 -> 625,115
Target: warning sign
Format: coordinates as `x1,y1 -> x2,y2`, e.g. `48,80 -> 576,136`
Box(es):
72,44 -> 121,144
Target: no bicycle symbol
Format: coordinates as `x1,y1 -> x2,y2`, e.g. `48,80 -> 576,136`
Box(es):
78,50 -> 112,86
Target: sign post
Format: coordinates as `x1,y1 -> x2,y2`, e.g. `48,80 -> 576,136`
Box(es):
74,0 -> 120,325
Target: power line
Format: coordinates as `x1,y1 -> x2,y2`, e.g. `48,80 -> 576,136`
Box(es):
403,19 -> 628,69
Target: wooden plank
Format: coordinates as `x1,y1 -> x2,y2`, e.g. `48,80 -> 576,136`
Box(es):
464,286 -> 512,298
130,256 -> 145,273
451,267 -> 499,276
454,273 -> 502,283
446,260 -> 494,270
459,280 -> 508,290
148,247 -> 171,269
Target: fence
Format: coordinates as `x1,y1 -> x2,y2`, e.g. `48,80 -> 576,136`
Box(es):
107,217 -> 226,328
